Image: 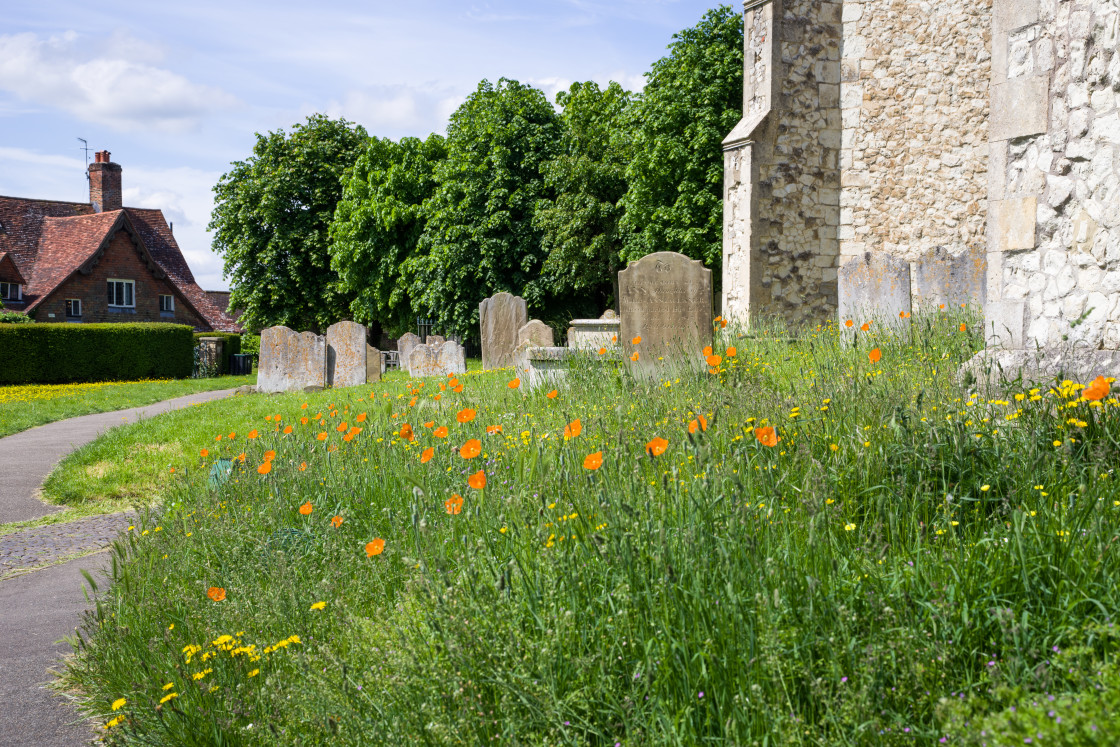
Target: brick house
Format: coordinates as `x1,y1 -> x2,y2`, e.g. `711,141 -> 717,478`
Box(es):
0,151 -> 239,332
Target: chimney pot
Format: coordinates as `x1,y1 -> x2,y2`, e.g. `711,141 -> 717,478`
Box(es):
89,151 -> 122,212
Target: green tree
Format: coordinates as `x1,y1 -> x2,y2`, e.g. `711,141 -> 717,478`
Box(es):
620,5 -> 743,271
406,78 -> 561,337
209,114 -> 369,332
534,80 -> 632,313
329,134 -> 446,339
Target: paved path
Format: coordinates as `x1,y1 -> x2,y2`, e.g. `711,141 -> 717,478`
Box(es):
0,389 -> 238,746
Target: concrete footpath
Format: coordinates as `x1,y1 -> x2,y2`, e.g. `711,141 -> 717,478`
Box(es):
0,388 -> 238,746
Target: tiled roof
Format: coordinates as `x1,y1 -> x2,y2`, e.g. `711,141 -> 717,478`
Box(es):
0,252 -> 26,285
0,195 -> 240,333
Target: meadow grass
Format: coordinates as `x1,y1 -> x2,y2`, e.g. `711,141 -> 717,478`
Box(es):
0,374 -> 256,439
61,312 -> 1120,745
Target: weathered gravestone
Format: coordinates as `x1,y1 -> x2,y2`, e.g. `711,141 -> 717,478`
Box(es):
437,340 -> 467,375
479,292 -> 528,370
837,252 -> 912,326
408,341 -> 467,378
397,333 -> 421,375
619,252 -> 712,367
912,246 -> 986,312
512,320 -> 554,375
326,321 -> 368,388
257,326 -> 327,393
366,345 -> 383,383
426,335 -> 445,347
408,344 -> 439,378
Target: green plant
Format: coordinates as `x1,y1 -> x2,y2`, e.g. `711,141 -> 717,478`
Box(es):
192,332 -> 242,374
0,308 -> 34,323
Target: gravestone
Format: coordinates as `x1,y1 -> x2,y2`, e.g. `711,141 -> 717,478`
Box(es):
258,326 -> 297,393
292,331 -> 327,391
408,344 -> 440,378
837,252 -> 912,326
408,341 -> 467,378
397,333 -> 421,375
518,320 -> 553,348
366,345 -> 382,383
437,340 -> 467,375
619,252 -> 712,366
426,335 -> 446,347
479,292 -> 528,370
326,321 -> 368,388
912,246 -> 986,311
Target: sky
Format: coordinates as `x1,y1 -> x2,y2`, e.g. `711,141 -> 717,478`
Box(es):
0,0 -> 728,291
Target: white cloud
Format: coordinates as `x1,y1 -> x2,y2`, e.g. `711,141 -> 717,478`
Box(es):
325,83 -> 473,138
0,31 -> 238,132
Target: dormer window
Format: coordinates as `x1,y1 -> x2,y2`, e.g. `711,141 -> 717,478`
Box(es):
0,281 -> 21,301
107,279 -> 135,308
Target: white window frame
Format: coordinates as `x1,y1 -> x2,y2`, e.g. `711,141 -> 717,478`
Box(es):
107,279 -> 135,308
159,294 -> 175,312
0,281 -> 21,301
65,299 -> 82,317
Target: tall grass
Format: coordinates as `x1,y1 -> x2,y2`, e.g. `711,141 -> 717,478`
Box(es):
63,311 -> 1120,745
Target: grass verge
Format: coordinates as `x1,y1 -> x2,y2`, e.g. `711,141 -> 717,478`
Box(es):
59,314 -> 1120,745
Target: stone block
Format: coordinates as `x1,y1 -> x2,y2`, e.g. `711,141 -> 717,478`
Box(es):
479,292 -> 528,370
991,77 -> 1049,141
438,341 -> 467,375
962,346 -> 1120,389
991,197 -> 1038,251
326,320 -> 368,388
984,299 -> 1029,348
993,0 -> 1040,34
567,316 -> 621,350
291,332 -> 327,390
837,252 -> 912,326
258,326 -> 298,393
527,346 -> 573,391
619,251 -> 713,369
912,246 -> 987,311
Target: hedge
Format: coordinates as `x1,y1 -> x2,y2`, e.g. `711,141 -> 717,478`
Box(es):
193,332 -> 242,374
0,323 -> 195,385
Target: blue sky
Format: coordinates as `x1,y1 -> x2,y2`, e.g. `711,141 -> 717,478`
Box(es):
0,0 -> 728,291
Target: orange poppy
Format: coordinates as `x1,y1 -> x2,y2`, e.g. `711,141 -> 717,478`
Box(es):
703,345 -> 713,357
433,393 -> 442,401
583,451 -> 603,470
612,335 -> 618,342
939,304 -> 946,310
299,462 -> 307,471
468,470 -> 487,490
408,397 -> 418,407
1084,375 -> 1111,401
215,434 -> 223,441
445,494 -> 464,515
207,587 -> 226,602
754,426 -> 780,447
356,413 -> 367,423
452,384 -> 464,393
199,448 -> 209,458
457,408 -> 476,423
283,425 -> 293,434
486,424 -> 503,434
366,539 -> 385,557
317,432 -> 328,441
301,403 -> 309,410
688,415 -> 708,434
646,437 -> 669,457
726,346 -> 737,358
263,450 -> 276,461
342,432 -> 354,442
399,423 -> 414,441
632,336 -> 642,345
434,426 -> 449,439
899,311 -> 910,319
564,419 -> 582,439
331,515 -> 344,528
460,439 -> 482,459
706,354 -> 722,367
257,461 -> 271,475
299,501 -> 313,515
630,352 -> 640,362
421,447 -> 434,463
336,421 -> 348,432
248,430 -> 259,439
860,322 -> 870,332
439,383 -> 447,391
546,390 -> 558,399
845,319 -> 854,328
598,347 -> 607,355
228,431 -> 236,440
423,421 -> 434,428
265,415 -> 273,421
868,348 -> 882,363
959,323 -> 967,332
508,378 -> 521,389
301,417 -> 309,425
237,452 -> 246,463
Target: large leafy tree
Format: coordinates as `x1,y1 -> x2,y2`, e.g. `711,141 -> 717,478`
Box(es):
210,114 -> 369,332
329,134 -> 446,339
406,78 -> 561,337
534,81 -> 632,313
620,5 -> 743,272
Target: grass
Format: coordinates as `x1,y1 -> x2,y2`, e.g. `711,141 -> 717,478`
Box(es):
0,375 -> 256,439
58,312 -> 1120,745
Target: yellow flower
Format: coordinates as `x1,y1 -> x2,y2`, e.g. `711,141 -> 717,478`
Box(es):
844,523 -> 855,531
162,682 -> 174,691
499,527 -> 508,534
248,669 -> 260,678
829,444 -> 839,452
310,601 -> 326,611
111,698 -> 127,711
104,716 -> 124,729
980,484 -> 990,492
159,693 -> 178,704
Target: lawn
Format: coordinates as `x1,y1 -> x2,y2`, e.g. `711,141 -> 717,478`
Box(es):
0,375 -> 256,439
59,312 -> 1120,745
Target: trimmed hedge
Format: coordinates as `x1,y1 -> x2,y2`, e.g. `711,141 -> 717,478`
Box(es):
0,323 -> 194,384
192,332 -> 242,374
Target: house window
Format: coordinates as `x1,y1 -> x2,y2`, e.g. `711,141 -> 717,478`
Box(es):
107,279 -> 134,308
66,299 -> 82,318
0,282 -> 21,301
159,294 -> 175,312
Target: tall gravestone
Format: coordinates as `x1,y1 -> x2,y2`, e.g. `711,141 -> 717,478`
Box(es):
258,327 -> 327,393
438,340 -> 467,375
479,292 -> 528,370
366,345 -> 383,383
619,252 -> 712,367
837,252 -> 912,326
326,321 -> 368,388
292,332 -> 327,390
408,344 -> 440,378
258,326 -> 297,393
397,333 -> 421,375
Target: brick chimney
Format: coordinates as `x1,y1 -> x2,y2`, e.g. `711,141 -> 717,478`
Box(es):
89,150 -> 122,213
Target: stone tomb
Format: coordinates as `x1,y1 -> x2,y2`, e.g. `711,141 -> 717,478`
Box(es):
837,252 -> 912,327
396,333 -> 421,375
409,341 -> 467,378
567,310 -> 619,350
619,252 -> 712,367
326,321 -> 369,389
257,326 -> 327,393
479,292 -> 528,370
